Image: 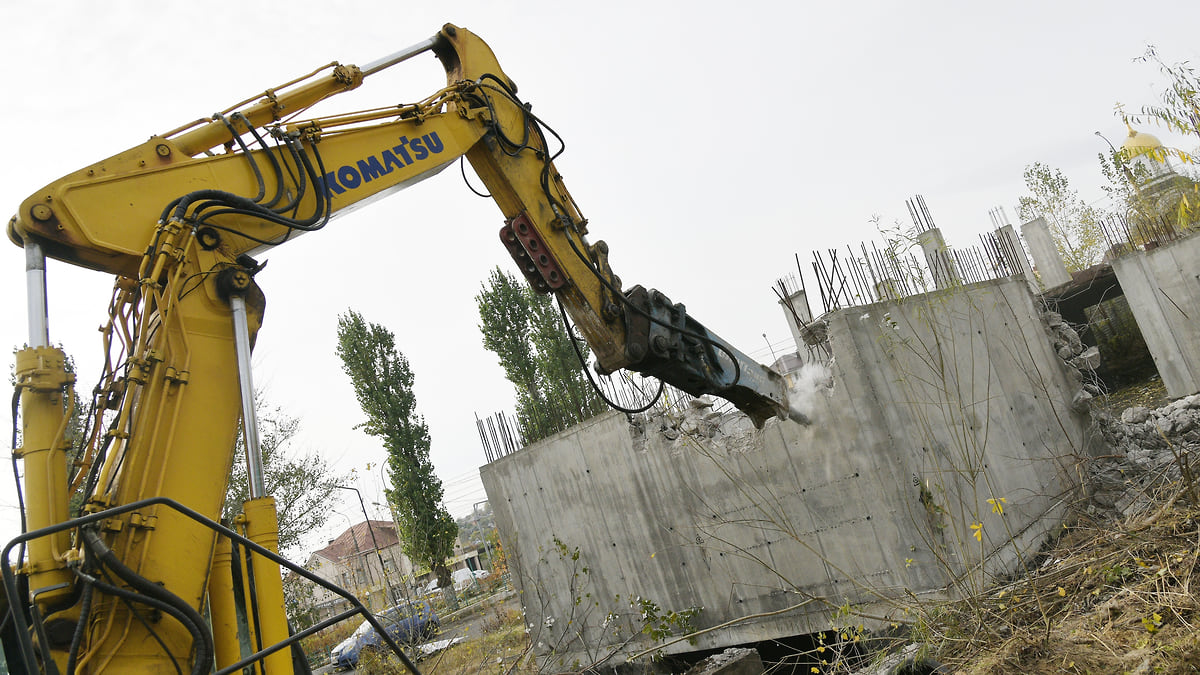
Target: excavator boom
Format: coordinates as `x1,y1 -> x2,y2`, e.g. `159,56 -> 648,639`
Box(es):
5,24 -> 802,675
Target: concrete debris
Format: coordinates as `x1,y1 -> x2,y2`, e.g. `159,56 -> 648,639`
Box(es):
848,643 -> 949,675
1120,406 -> 1152,424
627,361 -> 836,455
1042,309 -> 1086,362
1071,390 -> 1094,414
1041,307 -> 1100,411
627,396 -> 758,456
1089,392 -> 1200,518
800,319 -> 829,347
1069,346 -> 1101,371
682,647 -> 764,675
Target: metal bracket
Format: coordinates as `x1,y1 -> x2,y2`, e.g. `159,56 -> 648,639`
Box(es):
499,212 -> 566,294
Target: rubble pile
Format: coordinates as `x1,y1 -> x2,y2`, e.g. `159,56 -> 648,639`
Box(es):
1088,392 -> 1200,518
1041,309 -> 1103,411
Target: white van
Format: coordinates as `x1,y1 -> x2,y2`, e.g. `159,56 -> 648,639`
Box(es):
451,568 -> 488,591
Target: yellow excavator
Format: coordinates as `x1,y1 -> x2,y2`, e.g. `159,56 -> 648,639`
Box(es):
6,23 -> 805,674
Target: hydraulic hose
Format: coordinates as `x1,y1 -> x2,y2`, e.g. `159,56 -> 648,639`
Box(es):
81,528 -> 213,675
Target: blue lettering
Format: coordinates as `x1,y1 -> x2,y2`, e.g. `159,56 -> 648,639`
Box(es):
326,134 -> 445,196
422,132 -> 444,154
393,137 -> 413,164
382,149 -> 407,171
410,137 -> 428,161
323,171 -> 346,196
356,155 -> 389,182
337,165 -> 362,189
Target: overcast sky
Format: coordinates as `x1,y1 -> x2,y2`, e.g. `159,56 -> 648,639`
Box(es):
2,1 -> 1198,557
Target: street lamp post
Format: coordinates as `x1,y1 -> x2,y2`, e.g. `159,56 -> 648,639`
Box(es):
472,500 -> 493,566
373,500 -> 418,607
332,510 -> 369,610
337,485 -> 399,607
375,465 -> 425,605
1097,130 -> 1142,197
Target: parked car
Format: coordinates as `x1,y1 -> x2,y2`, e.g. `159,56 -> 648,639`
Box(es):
330,601 -> 440,669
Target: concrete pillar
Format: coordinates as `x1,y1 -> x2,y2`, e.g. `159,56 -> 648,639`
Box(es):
998,224 -> 1038,290
917,227 -> 958,289
779,288 -> 813,354
1020,217 -> 1071,289
1110,230 -> 1200,398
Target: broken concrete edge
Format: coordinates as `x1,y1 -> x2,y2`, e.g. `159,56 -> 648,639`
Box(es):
682,647 -> 763,675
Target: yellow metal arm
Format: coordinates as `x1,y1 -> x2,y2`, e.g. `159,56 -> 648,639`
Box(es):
7,23 -> 796,423
5,22 -> 801,675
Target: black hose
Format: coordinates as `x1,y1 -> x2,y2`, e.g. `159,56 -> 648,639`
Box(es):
180,132 -> 331,238
10,390 -> 27,570
64,574 -> 94,675
232,113 -> 288,210
81,528 -> 213,675
557,297 -> 662,414
75,568 -> 184,675
241,541 -> 267,661
213,114 -> 267,203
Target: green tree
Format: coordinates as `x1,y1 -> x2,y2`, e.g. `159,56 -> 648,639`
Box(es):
475,267 -> 606,443
1128,46 -> 1200,157
1098,147 -> 1155,222
335,310 -> 458,594
222,395 -> 346,557
282,571 -> 318,631
1017,162 -> 1105,272
1096,143 -> 1196,235
1114,46 -> 1200,228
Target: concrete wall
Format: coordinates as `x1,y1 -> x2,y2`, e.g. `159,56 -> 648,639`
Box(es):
1111,229 -> 1200,398
480,278 -> 1100,669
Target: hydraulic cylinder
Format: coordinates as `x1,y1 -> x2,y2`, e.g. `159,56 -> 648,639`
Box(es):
13,346 -> 75,613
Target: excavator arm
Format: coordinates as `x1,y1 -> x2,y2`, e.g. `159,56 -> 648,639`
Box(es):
6,23 -> 803,675
9,23 -> 799,427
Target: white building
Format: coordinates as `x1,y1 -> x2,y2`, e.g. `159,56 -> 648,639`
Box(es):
294,519 -> 486,622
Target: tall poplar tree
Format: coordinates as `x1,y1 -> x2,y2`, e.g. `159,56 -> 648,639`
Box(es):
335,310 -> 458,592
475,267 -> 606,442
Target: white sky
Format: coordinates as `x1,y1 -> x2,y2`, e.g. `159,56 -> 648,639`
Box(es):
2,1 -> 1198,557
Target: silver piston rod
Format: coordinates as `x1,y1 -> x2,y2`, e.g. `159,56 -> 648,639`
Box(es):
361,36 -> 438,77
25,241 -> 49,348
229,295 -> 265,499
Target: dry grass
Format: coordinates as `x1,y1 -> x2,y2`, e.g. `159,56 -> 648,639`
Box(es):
896,376 -> 1200,674
916,502 -> 1200,674
1095,375 -> 1169,414
356,603 -> 537,674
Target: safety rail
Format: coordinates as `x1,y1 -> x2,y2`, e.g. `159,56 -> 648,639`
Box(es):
1,497 -> 422,675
